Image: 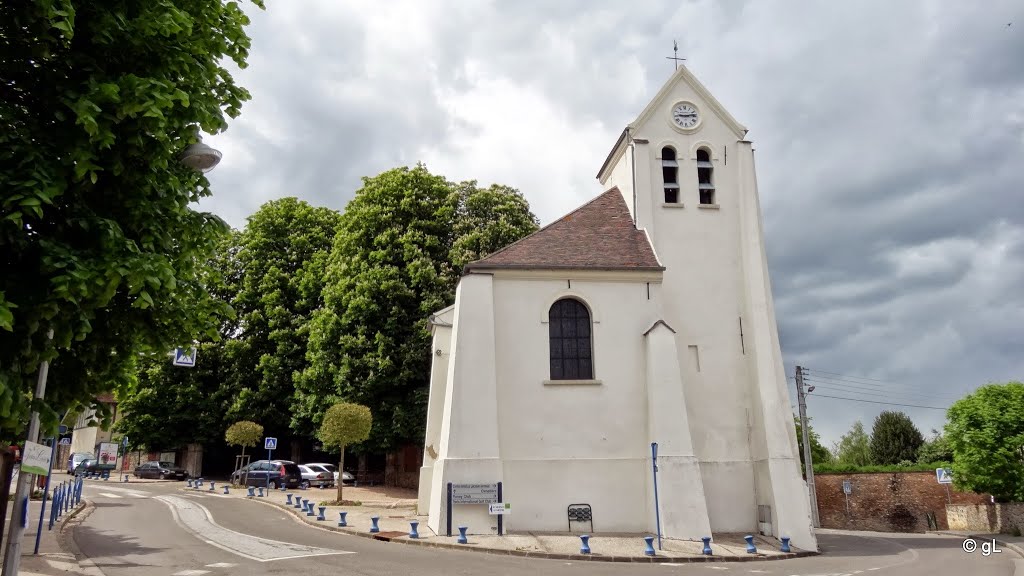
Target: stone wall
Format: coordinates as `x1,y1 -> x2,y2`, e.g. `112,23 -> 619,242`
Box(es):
815,472 -> 990,532
947,503 -> 1024,534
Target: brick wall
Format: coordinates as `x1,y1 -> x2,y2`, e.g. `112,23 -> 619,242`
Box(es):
815,472 -> 990,532
948,503 -> 1024,534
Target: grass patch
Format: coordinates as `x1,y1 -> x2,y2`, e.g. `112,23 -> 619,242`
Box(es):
319,499 -> 362,506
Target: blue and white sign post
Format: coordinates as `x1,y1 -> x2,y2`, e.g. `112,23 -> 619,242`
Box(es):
172,347 -> 197,368
264,437 -> 277,492
651,442 -> 662,551
937,467 -> 953,503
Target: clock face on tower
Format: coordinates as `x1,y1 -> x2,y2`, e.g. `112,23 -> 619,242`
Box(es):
671,102 -> 699,130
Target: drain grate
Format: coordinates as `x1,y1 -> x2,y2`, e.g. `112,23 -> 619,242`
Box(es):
372,530 -> 408,541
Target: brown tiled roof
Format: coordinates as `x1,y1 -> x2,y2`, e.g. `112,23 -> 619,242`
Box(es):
464,188 -> 663,272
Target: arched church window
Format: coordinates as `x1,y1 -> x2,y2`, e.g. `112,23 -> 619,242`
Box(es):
697,148 -> 715,205
661,147 -> 679,204
548,298 -> 593,380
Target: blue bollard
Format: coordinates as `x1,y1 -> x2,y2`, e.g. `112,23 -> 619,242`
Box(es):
209,481 -> 216,491
306,502 -> 315,517
370,516 -> 380,533
317,506 -> 326,521
644,536 -> 656,556
123,474 -> 129,483
286,494 -> 293,505
187,479 -> 193,488
745,535 -> 757,554
338,511 -> 348,527
580,535 -> 591,554
457,526 -> 468,544
247,486 -> 255,498
702,536 -> 713,555
409,521 -> 419,539
258,487 -> 264,497
280,484 -> 287,492
223,485 -> 229,494
294,497 -> 303,509
780,537 -> 791,553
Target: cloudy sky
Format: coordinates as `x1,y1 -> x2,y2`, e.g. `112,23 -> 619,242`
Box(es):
199,0 -> 1024,447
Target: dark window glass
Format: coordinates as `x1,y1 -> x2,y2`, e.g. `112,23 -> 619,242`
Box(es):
548,298 -> 594,380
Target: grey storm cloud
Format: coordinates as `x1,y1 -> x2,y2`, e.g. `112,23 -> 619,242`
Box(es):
196,0 -> 1023,446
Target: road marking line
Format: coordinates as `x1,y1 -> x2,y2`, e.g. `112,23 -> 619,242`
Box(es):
156,495 -> 353,562
205,562 -> 237,568
97,492 -> 123,499
173,571 -> 210,576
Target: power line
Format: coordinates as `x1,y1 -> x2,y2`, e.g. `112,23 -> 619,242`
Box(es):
805,368 -> 895,384
803,377 -> 963,401
803,369 -> 959,396
809,393 -> 948,411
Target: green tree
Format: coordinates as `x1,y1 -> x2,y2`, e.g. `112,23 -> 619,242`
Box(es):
449,182 -> 540,272
833,420 -> 873,466
223,198 -> 342,443
301,165 -> 539,453
0,0 -> 263,434
115,343 -> 234,452
945,382 -> 1024,502
917,429 -> 954,464
794,415 -> 833,467
225,420 -> 263,482
317,402 -> 372,503
869,411 -> 924,465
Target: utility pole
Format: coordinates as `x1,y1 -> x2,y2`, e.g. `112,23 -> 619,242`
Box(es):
2,329 -> 54,575
795,365 -> 820,527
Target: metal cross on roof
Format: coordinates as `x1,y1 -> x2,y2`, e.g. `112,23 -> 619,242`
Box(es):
666,40 -> 686,70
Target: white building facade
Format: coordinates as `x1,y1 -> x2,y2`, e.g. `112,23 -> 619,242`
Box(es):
417,65 -> 817,552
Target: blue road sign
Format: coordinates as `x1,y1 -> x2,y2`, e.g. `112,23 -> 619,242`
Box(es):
121,436 -> 129,447
172,347 -> 197,367
58,438 -> 71,446
58,425 -> 67,434
936,468 -> 953,484
264,437 -> 277,450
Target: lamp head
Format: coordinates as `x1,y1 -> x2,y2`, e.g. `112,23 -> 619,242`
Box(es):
180,135 -> 222,173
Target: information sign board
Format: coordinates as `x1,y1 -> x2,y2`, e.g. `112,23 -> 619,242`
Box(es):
451,483 -> 498,504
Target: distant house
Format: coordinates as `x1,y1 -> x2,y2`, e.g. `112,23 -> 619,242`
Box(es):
67,393 -> 124,466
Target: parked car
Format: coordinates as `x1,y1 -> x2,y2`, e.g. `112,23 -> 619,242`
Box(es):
304,462 -> 354,485
133,461 -> 188,480
298,464 -> 334,489
230,460 -> 301,489
67,452 -> 92,475
72,458 -> 98,476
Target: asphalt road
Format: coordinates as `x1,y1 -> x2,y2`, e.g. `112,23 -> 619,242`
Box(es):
58,478 -> 1023,576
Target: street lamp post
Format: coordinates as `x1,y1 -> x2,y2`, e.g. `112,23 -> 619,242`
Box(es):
0,131 -> 222,576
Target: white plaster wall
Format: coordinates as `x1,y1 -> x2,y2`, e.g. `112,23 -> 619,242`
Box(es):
604,146 -> 635,221
629,78 -> 763,533
427,275 -> 503,535
490,275 -> 660,533
418,312 -> 453,515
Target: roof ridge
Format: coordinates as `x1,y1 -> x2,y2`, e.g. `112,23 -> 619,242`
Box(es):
464,187 -> 627,269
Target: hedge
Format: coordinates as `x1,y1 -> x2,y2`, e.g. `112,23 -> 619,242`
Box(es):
812,461 -> 952,474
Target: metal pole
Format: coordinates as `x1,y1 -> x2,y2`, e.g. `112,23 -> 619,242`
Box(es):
795,365 -> 820,527
33,437 -> 58,554
2,328 -> 54,575
651,442 -> 662,550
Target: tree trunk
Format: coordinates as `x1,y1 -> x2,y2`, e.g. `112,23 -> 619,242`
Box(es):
336,445 -> 345,504
241,446 -> 247,485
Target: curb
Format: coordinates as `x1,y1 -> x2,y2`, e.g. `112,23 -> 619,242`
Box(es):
56,499 -> 92,561
230,490 -> 816,564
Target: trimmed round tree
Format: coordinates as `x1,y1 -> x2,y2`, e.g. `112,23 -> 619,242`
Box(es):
318,402 -> 372,503
225,421 -> 263,483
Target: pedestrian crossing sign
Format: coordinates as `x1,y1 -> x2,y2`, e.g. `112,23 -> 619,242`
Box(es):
264,437 -> 277,450
936,467 -> 953,484
172,347 -> 197,367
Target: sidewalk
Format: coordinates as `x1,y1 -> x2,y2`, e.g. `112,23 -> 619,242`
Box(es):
9,493 -> 92,576
194,482 -> 815,563
929,530 -> 1024,557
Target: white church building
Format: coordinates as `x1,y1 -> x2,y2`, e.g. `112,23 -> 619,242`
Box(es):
417,64 -> 817,552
